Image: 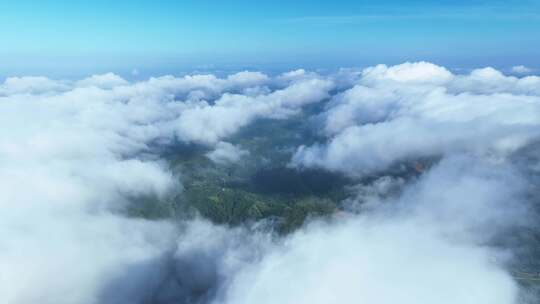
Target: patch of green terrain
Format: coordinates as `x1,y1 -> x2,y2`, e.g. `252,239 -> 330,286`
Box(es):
129,111 -> 435,232
165,114 -> 352,232
181,182 -> 338,233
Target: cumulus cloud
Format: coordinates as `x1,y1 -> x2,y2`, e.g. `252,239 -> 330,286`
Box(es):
0,82 -> 178,303
0,70 -> 332,304
1,63 -> 538,304
76,73 -> 129,89
221,155 -> 529,304
173,77 -> 333,144
450,67 -> 540,95
95,156 -> 531,304
206,142 -> 249,164
0,76 -> 69,95
292,62 -> 540,175
512,65 -> 534,75
361,61 -> 454,85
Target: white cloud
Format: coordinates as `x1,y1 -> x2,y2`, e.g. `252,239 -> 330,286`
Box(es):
206,142 -> 249,164
1,63 -> 537,304
226,71 -> 269,87
221,156 -> 526,304
99,156 -> 528,304
292,62 -> 540,175
277,69 -> 309,82
511,65 -> 533,74
0,81 -> 180,303
226,219 -> 516,304
0,76 -> 69,95
450,67 -> 540,95
173,77 -> 333,144
76,73 -> 129,89
0,70 -> 332,303
361,61 -> 454,85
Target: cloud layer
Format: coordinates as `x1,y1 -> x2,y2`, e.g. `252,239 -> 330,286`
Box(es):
291,62 -> 540,175
0,70 -> 332,303
1,63 -> 539,303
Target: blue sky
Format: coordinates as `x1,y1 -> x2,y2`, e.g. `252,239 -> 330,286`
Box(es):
0,0 -> 539,76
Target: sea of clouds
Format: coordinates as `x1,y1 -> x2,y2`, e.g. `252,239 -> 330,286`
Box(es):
1,62 -> 539,303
